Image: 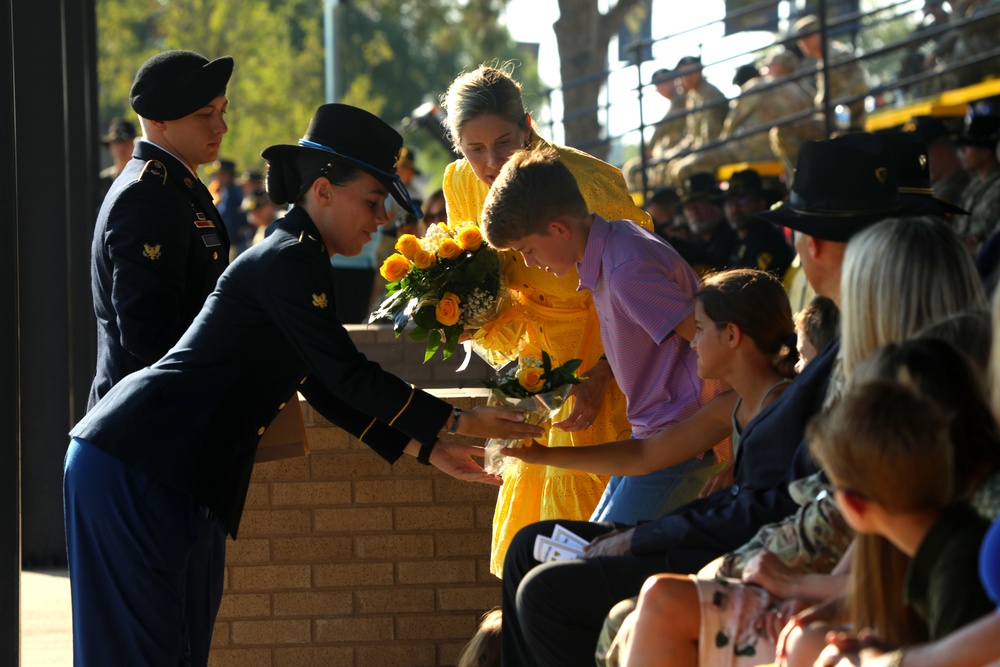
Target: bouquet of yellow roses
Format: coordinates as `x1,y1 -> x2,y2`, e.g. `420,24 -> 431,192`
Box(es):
481,351 -> 582,475
371,221 -> 506,362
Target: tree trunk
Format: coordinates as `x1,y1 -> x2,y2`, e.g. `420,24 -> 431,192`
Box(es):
553,0 -> 642,160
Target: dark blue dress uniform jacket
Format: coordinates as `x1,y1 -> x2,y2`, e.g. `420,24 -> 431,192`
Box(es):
88,141 -> 230,409
71,206 -> 452,537
628,337 -> 839,571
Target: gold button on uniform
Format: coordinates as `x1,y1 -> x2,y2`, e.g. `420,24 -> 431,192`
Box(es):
257,426 -> 266,436
300,377 -> 308,385
213,251 -> 219,260
278,402 -> 286,410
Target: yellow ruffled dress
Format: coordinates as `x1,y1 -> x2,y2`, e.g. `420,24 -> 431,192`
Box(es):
443,132 -> 654,575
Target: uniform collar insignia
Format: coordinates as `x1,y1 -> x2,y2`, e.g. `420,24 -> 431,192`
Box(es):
312,292 -> 329,309
142,243 -> 162,261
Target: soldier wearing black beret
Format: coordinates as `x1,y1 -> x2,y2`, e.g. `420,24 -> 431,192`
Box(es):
83,49 -> 234,666
65,103 -> 542,666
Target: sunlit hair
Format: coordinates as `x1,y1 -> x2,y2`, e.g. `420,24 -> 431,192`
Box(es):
696,269 -> 797,377
456,608 -> 501,667
840,217 -> 987,377
793,295 -> 839,356
442,62 -> 529,152
480,146 -> 588,249
826,336 -> 1000,645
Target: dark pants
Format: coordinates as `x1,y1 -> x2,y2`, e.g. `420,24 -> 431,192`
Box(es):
500,520 -> 676,667
64,438 -> 226,667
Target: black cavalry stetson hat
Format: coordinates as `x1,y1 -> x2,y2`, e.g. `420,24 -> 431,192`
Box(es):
261,103 -> 421,219
953,114 -> 1000,149
130,50 -> 233,121
881,130 -> 967,216
678,172 -> 723,204
756,133 -> 903,242
726,169 -> 765,198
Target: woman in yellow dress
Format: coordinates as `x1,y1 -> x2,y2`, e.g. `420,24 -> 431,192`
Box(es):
442,63 -> 703,575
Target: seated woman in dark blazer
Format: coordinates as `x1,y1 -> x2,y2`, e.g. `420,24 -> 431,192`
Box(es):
64,103 -> 541,667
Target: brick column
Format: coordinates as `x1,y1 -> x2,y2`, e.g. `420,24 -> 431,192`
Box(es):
210,390 -> 500,667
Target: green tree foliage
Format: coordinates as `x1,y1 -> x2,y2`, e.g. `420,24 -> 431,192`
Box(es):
96,0 -> 539,185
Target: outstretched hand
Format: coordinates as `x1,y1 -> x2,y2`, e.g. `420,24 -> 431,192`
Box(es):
553,358 -> 612,432
462,405 -> 544,440
428,439 -> 502,486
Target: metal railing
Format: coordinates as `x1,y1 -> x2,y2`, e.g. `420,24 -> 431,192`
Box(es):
531,0 -> 1000,198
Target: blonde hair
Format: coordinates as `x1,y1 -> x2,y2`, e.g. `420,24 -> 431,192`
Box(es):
457,608 -> 501,667
840,217 -> 987,377
442,62 -> 530,152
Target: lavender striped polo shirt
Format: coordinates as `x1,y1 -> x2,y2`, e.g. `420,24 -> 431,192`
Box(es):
578,214 -> 705,438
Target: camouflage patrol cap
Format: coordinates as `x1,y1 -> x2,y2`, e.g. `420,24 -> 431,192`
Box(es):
130,50 -> 233,121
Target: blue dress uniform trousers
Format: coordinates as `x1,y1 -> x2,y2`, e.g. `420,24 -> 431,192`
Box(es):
64,438 -> 226,667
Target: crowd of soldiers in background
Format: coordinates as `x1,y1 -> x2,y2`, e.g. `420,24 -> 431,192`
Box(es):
631,0 -> 999,193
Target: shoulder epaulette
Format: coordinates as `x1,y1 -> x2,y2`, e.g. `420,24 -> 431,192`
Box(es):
138,160 -> 168,185
298,230 -> 327,255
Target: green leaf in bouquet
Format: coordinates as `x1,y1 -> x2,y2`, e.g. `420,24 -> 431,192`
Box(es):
559,359 -> 583,375
542,350 -> 553,374
408,325 -> 429,341
441,328 -> 461,360
411,303 -> 439,331
424,329 -> 442,363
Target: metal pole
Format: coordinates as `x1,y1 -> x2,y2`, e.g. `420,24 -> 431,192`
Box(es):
817,0 -> 835,138
324,0 -> 339,104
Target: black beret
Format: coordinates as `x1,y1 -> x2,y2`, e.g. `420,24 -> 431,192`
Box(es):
130,50 -> 234,121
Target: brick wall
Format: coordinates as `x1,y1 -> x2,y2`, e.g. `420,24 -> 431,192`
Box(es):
209,390 -> 500,667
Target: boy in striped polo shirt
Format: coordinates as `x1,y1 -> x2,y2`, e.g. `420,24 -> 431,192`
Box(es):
480,146 -> 723,525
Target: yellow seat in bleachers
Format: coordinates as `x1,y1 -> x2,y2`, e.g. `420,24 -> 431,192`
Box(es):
717,161 -> 785,182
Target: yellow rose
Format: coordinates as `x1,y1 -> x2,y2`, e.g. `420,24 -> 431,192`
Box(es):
437,238 -> 463,260
457,225 -> 483,251
379,254 -> 411,282
412,249 -> 437,270
435,293 -> 462,326
395,234 -> 421,260
517,366 -> 546,393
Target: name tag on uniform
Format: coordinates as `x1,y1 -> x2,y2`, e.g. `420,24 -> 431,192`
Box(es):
202,233 -> 223,248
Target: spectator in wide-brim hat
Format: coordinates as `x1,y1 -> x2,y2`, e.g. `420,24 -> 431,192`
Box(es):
679,172 -> 737,269
97,117 -> 139,201
724,169 -> 795,276
878,129 -> 968,217
755,132 -> 904,297
953,114 -> 1000,255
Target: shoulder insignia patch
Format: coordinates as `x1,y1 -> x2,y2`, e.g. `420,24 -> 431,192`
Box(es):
139,160 -> 168,184
312,292 -> 329,309
142,242 -> 163,261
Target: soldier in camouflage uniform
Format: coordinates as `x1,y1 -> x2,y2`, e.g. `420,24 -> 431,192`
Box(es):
673,51 -> 816,182
953,115 -> 1000,255
662,56 -> 728,185
794,14 -> 870,130
626,68 -> 687,190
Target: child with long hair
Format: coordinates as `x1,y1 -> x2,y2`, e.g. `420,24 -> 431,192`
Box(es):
502,268 -> 796,479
